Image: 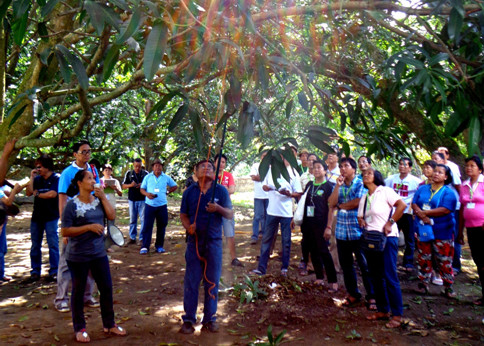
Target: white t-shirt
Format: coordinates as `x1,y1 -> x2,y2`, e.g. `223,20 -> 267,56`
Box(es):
384,173 -> 422,214
446,160 -> 461,180
101,177 -> 122,209
300,171 -> 314,190
250,162 -> 268,199
263,167 -> 302,218
358,186 -> 402,237
326,166 -> 340,184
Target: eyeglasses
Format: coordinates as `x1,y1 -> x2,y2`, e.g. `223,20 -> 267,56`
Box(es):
78,150 -> 91,155
36,166 -> 42,169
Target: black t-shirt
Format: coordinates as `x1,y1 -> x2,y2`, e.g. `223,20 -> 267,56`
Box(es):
303,180 -> 334,222
123,169 -> 148,201
32,173 -> 60,222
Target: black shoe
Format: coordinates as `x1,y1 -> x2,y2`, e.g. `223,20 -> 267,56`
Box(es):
46,274 -> 57,282
127,239 -> 136,245
231,258 -> 244,267
201,321 -> 219,333
26,273 -> 40,283
179,321 -> 195,334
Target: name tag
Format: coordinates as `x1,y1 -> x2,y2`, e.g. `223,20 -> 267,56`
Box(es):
154,188 -> 160,193
467,202 -> 476,209
307,206 -> 315,217
422,203 -> 431,211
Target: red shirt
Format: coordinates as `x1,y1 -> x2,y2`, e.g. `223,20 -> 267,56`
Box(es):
218,171 -> 235,188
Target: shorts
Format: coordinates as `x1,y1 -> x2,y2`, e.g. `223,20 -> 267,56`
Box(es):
222,217 -> 235,237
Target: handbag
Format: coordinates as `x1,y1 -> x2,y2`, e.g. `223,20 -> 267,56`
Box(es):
293,189 -> 309,226
416,221 -> 434,242
360,195 -> 387,252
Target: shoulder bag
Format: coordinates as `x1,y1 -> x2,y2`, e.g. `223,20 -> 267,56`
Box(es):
360,194 -> 388,252
293,189 -> 309,226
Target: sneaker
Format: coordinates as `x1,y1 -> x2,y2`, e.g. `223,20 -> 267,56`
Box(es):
1,275 -> 12,282
84,299 -> 100,308
281,269 -> 288,277
55,301 -> 70,313
250,269 -> 263,276
140,248 -> 148,255
231,258 -> 244,267
201,321 -> 219,333
431,273 -> 443,286
156,247 -> 166,253
179,321 -> 195,334
127,239 -> 136,245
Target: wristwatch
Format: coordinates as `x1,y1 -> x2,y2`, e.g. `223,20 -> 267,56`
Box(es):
35,191 -> 40,197
389,218 -> 396,224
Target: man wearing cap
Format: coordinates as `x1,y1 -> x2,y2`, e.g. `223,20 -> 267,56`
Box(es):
122,158 -> 148,244
326,146 -> 340,184
139,158 -> 178,254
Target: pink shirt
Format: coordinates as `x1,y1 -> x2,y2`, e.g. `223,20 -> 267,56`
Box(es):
459,175 -> 484,228
358,186 -> 403,237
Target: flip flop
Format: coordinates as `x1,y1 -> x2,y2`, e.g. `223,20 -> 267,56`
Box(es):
75,329 -> 90,343
342,296 -> 360,307
385,317 -> 402,329
366,299 -> 377,311
103,325 -> 127,336
366,312 -> 390,321
328,283 -> 339,293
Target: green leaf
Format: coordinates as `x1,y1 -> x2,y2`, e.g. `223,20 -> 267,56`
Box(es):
267,325 -> 273,344
428,52 -> 449,66
8,104 -> 28,129
55,49 -> 72,82
18,315 -> 29,322
189,108 -> 204,151
224,76 -> 242,113
12,11 -> 29,45
445,111 -> 469,137
41,0 -> 60,18
468,116 -> 481,155
116,8 -> 141,44
149,91 -> 180,117
237,103 -> 255,148
297,91 -> 309,112
258,149 -> 272,181
0,0 -> 13,21
397,56 -> 425,69
141,0 -> 160,16
448,7 -> 463,42
109,0 -> 129,11
84,0 -> 106,35
38,22 -> 49,42
168,102 -> 189,131
13,0 -> 30,18
103,45 -> 120,81
56,45 -> 89,90
285,99 -> 293,119
256,55 -> 269,91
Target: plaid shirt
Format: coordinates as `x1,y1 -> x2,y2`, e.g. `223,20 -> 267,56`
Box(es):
334,176 -> 366,241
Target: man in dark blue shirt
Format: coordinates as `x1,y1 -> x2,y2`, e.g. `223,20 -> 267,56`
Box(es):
26,155 -> 60,282
179,160 -> 233,334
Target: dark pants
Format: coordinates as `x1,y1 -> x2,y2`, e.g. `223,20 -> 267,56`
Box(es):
141,204 -> 168,250
452,211 -> 461,271
67,256 -> 114,332
301,228 -> 310,264
365,237 -> 403,316
337,239 -> 374,300
467,227 -> 484,298
397,214 -> 415,268
302,222 -> 337,282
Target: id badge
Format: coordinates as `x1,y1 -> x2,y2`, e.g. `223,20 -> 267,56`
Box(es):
307,206 -> 315,217
365,215 -> 372,224
467,202 -> 476,209
422,203 -> 431,211
154,188 -> 160,193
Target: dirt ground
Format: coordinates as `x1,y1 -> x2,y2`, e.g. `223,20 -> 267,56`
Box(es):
1,197 -> 484,345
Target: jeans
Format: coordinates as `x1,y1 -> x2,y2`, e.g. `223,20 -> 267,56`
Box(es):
30,219 -> 59,276
141,204 -> 168,250
257,215 -> 292,274
128,200 -> 145,241
182,238 -> 222,324
67,256 -> 114,332
337,238 -> 374,300
468,227 -> 484,298
397,214 -> 415,268
252,199 -> 268,240
0,222 -> 6,278
452,210 -> 461,271
365,237 -> 403,316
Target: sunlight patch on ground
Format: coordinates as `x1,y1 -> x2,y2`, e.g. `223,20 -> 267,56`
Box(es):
0,296 -> 28,308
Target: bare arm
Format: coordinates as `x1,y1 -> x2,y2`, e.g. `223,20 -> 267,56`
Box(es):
457,208 -> 465,244
95,186 -> 115,220
227,184 -> 235,195
206,202 -> 234,219
328,185 -> 340,208
62,223 -> 104,237
59,193 -> 68,218
0,139 -> 16,185
26,170 -> 36,196
140,188 -> 156,199
340,198 -> 361,210
180,213 -> 191,231
2,184 -> 23,206
168,185 -> 178,194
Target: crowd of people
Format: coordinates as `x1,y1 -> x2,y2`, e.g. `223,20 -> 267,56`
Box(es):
1,138 -> 484,341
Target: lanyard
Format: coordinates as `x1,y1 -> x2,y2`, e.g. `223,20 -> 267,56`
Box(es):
469,181 -> 480,201
366,192 -> 375,210
342,181 -> 353,201
429,185 -> 443,202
